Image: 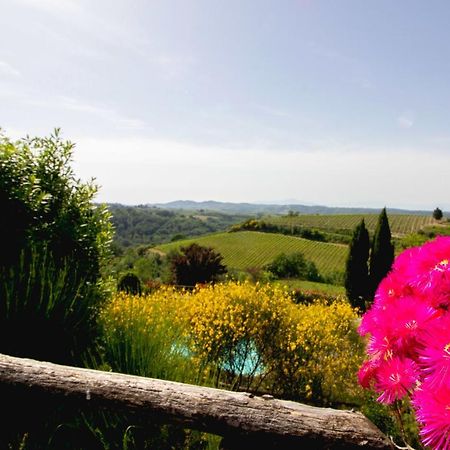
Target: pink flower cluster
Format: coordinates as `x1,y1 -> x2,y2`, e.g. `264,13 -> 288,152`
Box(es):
358,236 -> 450,450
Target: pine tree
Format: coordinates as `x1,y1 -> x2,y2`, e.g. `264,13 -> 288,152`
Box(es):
344,219 -> 370,311
369,207 -> 394,299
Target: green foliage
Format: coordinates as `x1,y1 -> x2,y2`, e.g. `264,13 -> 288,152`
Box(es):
321,270 -> 345,285
169,243 -> 227,287
230,218 -> 330,243
0,129 -> 112,277
0,248 -> 100,365
360,394 -> 422,449
433,207 -> 443,220
118,272 -> 142,295
398,223 -> 450,252
243,266 -> 274,283
104,246 -> 170,288
266,252 -> 322,282
273,279 -> 346,297
344,219 -> 370,311
0,130 -> 112,364
398,233 -> 430,251
134,253 -> 169,284
171,233 -> 187,242
369,208 -> 394,299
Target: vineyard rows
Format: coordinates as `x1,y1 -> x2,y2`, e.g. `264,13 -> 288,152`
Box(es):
267,214 -> 435,236
156,231 -> 347,276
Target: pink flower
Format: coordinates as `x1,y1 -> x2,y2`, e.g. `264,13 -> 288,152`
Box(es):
405,237 -> 450,308
374,268 -> 416,307
425,262 -> 450,310
418,313 -> 450,387
364,295 -> 435,360
413,382 -> 450,450
392,245 -> 421,277
358,307 -> 378,337
358,236 -> 450,448
358,359 -> 378,389
387,295 -> 436,357
358,273 -> 405,337
375,356 -> 419,404
366,334 -> 394,360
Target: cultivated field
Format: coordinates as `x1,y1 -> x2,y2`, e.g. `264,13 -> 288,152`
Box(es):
266,214 -> 436,236
156,231 -> 347,277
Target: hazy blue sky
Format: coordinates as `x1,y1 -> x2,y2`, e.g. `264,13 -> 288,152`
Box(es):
1,0 -> 450,209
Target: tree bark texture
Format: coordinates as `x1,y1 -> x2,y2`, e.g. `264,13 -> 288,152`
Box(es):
0,353 -> 393,449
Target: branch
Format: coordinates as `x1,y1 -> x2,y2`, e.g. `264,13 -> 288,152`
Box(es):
0,353 -> 393,449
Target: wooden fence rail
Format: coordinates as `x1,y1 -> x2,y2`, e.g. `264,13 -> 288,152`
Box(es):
0,353 -> 393,449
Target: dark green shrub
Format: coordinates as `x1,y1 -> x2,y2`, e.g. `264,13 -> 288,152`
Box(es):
117,272 -> 142,295
169,243 -> 227,287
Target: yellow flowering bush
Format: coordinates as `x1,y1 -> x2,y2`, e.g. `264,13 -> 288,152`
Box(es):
100,282 -> 364,405
183,282 -> 293,390
266,299 -> 364,403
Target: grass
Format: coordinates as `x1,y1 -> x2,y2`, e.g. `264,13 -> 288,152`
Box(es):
274,279 -> 346,296
156,231 -> 347,278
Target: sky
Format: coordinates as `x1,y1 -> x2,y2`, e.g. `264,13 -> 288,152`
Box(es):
1,0 -> 450,210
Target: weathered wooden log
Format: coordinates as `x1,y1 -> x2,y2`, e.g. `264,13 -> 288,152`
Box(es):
0,353 -> 393,449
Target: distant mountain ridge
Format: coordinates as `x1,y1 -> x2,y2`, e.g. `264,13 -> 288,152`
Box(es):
150,200 -> 434,216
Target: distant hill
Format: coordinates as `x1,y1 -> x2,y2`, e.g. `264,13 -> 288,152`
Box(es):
107,203 -> 249,248
105,202 -> 448,250
151,200 -> 436,216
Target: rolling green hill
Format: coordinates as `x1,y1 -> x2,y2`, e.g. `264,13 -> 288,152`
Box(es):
155,231 -> 347,278
266,214 -> 436,236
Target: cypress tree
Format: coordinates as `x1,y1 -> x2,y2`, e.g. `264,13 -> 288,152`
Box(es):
369,207 -> 394,299
344,219 -> 370,311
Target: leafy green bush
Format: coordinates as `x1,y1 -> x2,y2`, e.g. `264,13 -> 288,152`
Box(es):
0,130 -> 113,364
266,252 -> 322,281
0,129 -> 112,278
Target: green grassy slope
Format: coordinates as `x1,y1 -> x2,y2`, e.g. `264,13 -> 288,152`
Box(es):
267,214 -> 436,236
156,231 -> 347,276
